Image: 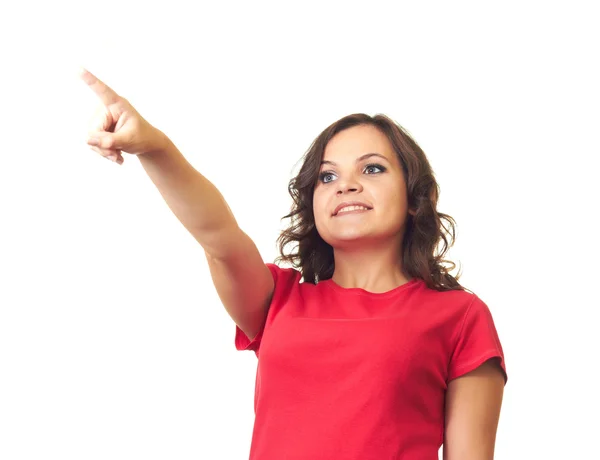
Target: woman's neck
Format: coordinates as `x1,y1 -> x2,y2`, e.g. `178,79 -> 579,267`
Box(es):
330,239 -> 411,293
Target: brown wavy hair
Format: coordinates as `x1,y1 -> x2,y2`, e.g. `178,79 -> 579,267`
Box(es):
274,113 -> 465,292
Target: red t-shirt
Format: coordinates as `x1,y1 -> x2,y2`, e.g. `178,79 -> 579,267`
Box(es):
235,263 -> 507,460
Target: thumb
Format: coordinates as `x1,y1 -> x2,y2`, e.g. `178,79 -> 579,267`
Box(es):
86,131 -> 126,150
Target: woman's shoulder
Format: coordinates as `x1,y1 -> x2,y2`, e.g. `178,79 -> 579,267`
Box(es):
418,278 -> 479,303
265,262 -> 303,284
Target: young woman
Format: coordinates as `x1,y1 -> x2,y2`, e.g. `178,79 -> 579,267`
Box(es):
81,68 -> 507,460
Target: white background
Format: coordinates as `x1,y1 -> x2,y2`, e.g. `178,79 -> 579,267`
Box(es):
1,1 -> 598,459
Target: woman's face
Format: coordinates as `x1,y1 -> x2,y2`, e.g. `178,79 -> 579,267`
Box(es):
313,124 -> 413,248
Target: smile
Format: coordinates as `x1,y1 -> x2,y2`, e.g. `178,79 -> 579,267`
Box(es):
334,205 -> 371,216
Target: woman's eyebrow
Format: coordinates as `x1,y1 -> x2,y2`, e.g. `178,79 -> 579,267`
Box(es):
321,152 -> 390,166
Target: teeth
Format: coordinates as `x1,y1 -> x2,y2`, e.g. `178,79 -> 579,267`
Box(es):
337,205 -> 369,214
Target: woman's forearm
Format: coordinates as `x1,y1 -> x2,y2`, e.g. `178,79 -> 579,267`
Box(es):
137,132 -> 240,255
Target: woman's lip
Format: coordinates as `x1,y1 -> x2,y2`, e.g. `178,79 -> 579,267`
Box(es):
333,202 -> 373,215
334,208 -> 372,216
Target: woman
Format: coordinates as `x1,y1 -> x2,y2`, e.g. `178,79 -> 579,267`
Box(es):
81,68 -> 507,460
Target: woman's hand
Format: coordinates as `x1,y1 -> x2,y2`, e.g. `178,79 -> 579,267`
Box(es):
81,68 -> 167,165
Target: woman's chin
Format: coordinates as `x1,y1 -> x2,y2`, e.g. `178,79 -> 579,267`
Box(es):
326,230 -> 374,246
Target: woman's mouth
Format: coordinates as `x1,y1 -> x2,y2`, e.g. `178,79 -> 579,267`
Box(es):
335,205 -> 371,216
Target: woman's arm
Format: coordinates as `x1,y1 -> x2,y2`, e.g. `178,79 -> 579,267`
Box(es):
81,69 -> 275,340
138,141 -> 275,340
443,358 -> 505,460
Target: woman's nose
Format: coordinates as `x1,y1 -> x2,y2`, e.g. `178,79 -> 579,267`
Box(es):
336,177 -> 363,194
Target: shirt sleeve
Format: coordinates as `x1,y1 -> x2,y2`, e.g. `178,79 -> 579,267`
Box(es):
447,295 -> 507,384
234,263 -> 299,356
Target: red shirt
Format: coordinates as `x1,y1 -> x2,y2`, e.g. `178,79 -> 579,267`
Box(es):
235,263 -> 507,460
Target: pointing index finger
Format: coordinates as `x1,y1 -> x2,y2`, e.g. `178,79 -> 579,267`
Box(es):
80,68 -> 120,106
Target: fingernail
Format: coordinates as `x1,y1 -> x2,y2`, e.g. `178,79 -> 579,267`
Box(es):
88,137 -> 99,146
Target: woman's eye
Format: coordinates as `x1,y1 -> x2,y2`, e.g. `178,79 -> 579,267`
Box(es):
365,164 -> 386,174
319,172 -> 335,183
